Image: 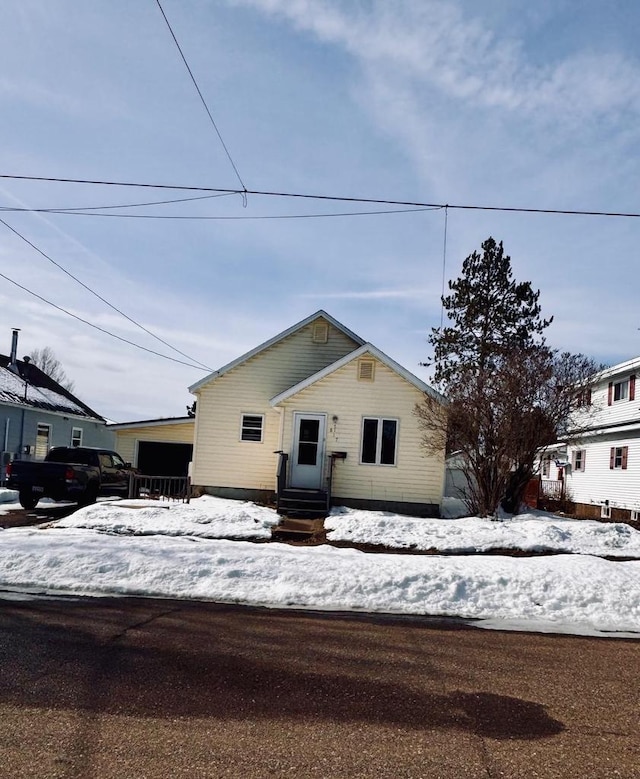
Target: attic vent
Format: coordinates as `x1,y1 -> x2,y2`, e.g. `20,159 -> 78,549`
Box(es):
312,321 -> 329,344
358,359 -> 375,381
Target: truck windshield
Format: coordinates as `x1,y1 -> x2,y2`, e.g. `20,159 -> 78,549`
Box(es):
47,449 -> 96,466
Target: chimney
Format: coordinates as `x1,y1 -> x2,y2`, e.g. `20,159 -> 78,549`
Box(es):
7,328 -> 21,376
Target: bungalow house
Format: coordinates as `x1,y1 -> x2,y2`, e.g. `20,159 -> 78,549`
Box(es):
563,356 -> 640,522
0,329 -> 111,483
189,311 -> 445,516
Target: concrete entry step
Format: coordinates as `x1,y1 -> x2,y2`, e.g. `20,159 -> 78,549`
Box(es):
271,517 -> 326,542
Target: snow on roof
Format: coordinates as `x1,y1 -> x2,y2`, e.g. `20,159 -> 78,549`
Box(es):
0,356 -> 104,420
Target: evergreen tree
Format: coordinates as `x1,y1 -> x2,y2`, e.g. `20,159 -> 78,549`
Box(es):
417,237 -> 596,517
431,237 -> 552,388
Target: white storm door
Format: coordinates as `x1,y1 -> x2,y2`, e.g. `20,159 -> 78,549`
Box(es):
290,413 -> 326,489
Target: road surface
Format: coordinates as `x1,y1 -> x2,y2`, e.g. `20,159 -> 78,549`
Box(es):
0,597 -> 638,778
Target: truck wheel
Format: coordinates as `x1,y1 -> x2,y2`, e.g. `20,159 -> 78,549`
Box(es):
78,485 -> 98,507
19,490 -> 39,510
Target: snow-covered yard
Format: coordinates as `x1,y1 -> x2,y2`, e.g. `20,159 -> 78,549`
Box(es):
0,490 -> 639,638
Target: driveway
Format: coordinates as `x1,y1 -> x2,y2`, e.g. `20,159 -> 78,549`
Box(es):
0,597 -> 637,778
0,502 -> 81,529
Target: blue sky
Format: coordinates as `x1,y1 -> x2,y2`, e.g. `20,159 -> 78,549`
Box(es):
1,0 -> 639,421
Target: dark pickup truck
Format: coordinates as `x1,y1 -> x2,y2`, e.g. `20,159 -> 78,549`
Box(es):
6,447 -> 135,509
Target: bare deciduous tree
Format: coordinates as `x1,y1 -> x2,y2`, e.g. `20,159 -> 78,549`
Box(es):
29,347 -> 75,393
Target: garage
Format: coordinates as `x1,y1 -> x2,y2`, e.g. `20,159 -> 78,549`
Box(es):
137,441 -> 193,477
108,417 -> 195,478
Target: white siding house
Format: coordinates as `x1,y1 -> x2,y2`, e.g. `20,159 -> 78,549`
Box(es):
565,357 -> 640,521
189,311 -> 446,516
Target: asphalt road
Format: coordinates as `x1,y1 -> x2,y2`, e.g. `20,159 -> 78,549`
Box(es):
0,597 -> 638,779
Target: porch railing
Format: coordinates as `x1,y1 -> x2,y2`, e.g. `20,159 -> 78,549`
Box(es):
128,473 -> 191,502
274,451 -> 289,511
540,479 -> 564,501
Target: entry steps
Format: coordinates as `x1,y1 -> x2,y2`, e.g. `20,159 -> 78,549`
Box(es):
277,488 -> 328,518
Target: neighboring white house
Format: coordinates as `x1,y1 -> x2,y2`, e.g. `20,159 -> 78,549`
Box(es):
188,311 -> 446,517
563,357 -> 640,521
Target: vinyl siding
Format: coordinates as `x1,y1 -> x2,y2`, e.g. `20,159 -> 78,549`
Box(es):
573,371 -> 640,430
278,357 -> 444,504
567,435 -> 640,511
191,318 -> 360,489
113,421 -> 194,467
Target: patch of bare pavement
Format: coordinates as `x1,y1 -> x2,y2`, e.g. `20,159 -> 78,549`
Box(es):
0,503 -> 80,529
0,598 -> 638,778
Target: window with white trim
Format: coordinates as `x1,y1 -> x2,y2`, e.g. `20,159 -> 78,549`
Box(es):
361,417 -> 397,465
240,414 -> 264,442
71,427 -> 83,447
601,504 -> 611,519
572,449 -> 585,472
631,509 -> 640,522
541,457 -> 550,477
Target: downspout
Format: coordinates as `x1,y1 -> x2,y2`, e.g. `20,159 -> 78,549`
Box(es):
2,418 -> 8,485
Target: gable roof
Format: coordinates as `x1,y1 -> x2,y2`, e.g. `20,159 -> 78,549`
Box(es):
592,356 -> 640,384
269,343 -> 445,406
189,310 -> 365,394
0,355 -> 105,421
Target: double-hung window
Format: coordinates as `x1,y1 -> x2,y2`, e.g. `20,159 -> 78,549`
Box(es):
241,414 -> 264,442
572,450 -> 585,472
609,375 -> 636,404
610,446 -> 628,470
71,427 -> 83,447
361,417 -> 397,465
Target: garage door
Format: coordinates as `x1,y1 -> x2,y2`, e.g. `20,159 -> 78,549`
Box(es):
137,442 -> 193,477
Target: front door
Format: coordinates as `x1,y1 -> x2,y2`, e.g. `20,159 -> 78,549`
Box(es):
290,413 -> 326,489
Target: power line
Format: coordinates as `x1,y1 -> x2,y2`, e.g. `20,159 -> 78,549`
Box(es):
0,191 -> 236,213
0,205 -> 441,220
0,270 -> 209,370
2,173 -> 640,219
154,0 -> 247,194
0,217 -> 212,370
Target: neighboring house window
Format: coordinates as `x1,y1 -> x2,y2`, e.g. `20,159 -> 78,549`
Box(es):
358,359 -> 375,382
312,322 -> 329,344
71,427 -> 83,447
361,417 -> 397,465
576,388 -> 592,407
35,423 -> 51,460
240,414 -> 264,442
632,510 -> 640,522
601,504 -> 611,520
541,457 -> 550,477
608,376 -> 635,404
609,446 -> 628,470
572,450 -> 586,472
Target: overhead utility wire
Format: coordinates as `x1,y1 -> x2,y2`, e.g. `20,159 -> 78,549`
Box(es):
0,205 -> 441,220
0,217 -> 212,371
0,191 -> 236,213
2,174 -> 639,219
0,270 -> 208,371
155,0 -> 247,195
